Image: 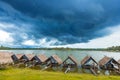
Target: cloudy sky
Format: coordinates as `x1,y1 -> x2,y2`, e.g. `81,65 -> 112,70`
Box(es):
0,0 -> 120,48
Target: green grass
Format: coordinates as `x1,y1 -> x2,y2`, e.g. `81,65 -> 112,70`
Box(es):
0,68 -> 120,80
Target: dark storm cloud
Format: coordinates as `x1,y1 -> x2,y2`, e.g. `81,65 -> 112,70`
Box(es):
1,0 -> 120,46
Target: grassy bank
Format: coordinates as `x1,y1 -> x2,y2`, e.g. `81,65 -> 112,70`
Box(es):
0,68 -> 120,80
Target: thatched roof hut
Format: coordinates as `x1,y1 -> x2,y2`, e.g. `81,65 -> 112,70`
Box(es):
26,54 -> 34,60
0,52 -> 13,64
19,54 -> 28,62
16,54 -> 23,59
81,56 -> 98,69
45,55 -> 62,67
37,54 -> 48,62
118,59 -> 120,64
31,54 -> 48,65
11,54 -> 27,64
11,54 -> 20,63
19,54 -> 34,61
99,56 -> 113,67
99,56 -> 120,70
62,55 -> 78,68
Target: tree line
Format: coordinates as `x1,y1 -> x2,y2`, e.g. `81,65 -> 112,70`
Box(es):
0,45 -> 120,52
107,46 -> 120,52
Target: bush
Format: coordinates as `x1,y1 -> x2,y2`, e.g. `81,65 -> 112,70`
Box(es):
0,64 -> 7,70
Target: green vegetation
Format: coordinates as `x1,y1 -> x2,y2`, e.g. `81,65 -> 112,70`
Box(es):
107,46 -> 120,52
0,68 -> 120,80
0,45 -> 106,51
0,45 -> 11,50
0,45 -> 120,52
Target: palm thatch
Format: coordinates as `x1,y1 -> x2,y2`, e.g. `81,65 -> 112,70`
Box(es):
99,56 -> 113,66
0,52 -> 13,64
63,55 -> 78,65
16,54 -> 23,59
45,55 -> 63,66
31,54 -> 48,64
51,55 -> 63,65
99,56 -> 120,70
26,54 -> 35,60
37,54 -> 48,63
118,59 -> 120,64
81,56 -> 98,70
81,56 -> 98,65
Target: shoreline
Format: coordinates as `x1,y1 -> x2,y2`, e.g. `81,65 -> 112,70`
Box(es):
0,49 -> 120,53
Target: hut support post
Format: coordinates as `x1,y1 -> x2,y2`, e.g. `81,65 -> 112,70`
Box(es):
90,68 -> 97,75
41,65 -> 51,71
119,65 -> 120,71
65,67 -> 71,74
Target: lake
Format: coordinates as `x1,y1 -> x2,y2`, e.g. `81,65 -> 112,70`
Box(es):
0,50 -> 120,63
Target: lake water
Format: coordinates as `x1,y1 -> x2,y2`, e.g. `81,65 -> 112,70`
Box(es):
0,50 -> 120,63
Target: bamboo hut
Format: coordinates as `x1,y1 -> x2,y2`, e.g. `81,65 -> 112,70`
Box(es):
118,59 -> 120,64
81,56 -> 98,75
45,55 -> 62,67
99,56 -> 120,70
11,54 -> 19,64
81,56 -> 98,69
11,54 -> 23,64
31,54 -> 48,65
117,59 -> 120,73
19,54 -> 29,63
16,54 -> 23,59
24,54 -> 35,66
62,55 -> 78,69
19,54 -> 29,62
19,54 -> 34,63
26,54 -> 35,61
0,52 -> 13,64
11,54 -> 22,64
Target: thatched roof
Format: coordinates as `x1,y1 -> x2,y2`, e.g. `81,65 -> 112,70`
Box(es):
26,54 -> 35,60
99,56 -> 113,66
0,52 -> 13,64
51,55 -> 63,65
81,56 -> 98,65
63,55 -> 78,65
19,54 -> 28,60
37,54 -> 48,62
16,54 -> 23,59
118,59 -> 120,64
